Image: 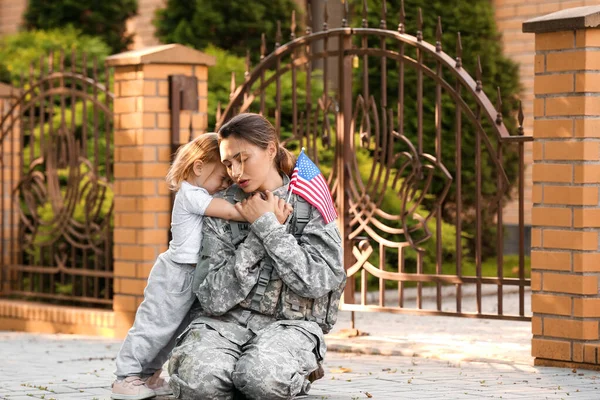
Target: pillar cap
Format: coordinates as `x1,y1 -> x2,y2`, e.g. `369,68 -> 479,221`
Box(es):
105,44 -> 216,67
523,6 -> 600,33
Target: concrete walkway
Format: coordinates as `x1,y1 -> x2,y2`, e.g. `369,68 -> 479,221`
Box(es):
3,290 -> 600,399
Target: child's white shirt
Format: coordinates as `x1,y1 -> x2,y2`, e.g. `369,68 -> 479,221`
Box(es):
167,181 -> 213,264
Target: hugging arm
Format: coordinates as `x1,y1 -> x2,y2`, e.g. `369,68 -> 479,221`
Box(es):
250,209 -> 345,299
204,198 -> 245,221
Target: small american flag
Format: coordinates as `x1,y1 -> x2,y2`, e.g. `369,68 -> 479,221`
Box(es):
288,149 -> 337,224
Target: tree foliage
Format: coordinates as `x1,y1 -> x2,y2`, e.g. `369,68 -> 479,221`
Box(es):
154,0 -> 299,60
24,0 -> 137,54
0,27 -> 111,86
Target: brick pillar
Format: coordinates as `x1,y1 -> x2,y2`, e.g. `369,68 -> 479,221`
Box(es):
0,84 -> 20,294
524,7 -> 600,370
106,44 -> 214,337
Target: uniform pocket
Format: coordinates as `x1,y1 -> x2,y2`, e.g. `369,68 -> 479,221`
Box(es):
276,285 -> 312,321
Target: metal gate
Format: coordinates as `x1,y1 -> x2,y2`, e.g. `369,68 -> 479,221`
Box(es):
0,51 -> 114,308
218,3 -> 532,320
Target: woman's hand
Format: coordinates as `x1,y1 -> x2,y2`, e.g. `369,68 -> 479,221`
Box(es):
235,190 -> 280,224
274,197 -> 293,224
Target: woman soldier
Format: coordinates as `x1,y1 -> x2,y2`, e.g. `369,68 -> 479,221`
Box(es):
168,113 -> 346,400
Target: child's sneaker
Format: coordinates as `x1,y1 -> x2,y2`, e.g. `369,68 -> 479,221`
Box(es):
111,376 -> 156,400
145,370 -> 173,396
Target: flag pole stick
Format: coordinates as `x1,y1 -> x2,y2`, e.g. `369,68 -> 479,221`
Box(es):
285,147 -> 305,204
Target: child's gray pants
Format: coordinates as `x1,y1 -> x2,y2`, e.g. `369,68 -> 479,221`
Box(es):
114,253 -> 196,378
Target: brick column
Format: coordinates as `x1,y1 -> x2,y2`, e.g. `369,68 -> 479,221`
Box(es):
524,7 -> 600,370
0,84 -> 20,294
106,44 -> 214,337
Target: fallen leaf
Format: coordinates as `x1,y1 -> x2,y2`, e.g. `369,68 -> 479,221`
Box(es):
330,367 -> 352,373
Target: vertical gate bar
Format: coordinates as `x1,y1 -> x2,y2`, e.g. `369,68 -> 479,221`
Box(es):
362,34 -> 369,110
290,11 -> 297,140
82,53 -> 88,158
56,52 -> 64,296
260,33 -> 266,116
497,140 -> 504,315
311,105 -> 318,163
93,57 -> 99,175
39,56 -> 45,159
379,21 -> 388,307
17,71 -> 24,288
417,57 -> 423,154
106,67 -> 112,176
435,51 -> 443,312
416,12 -> 424,306
379,242 -> 385,306
398,21 -> 405,309
92,56 -> 100,300
38,56 -> 48,295
339,31 -> 354,306
47,50 -> 63,297
81,53 -> 88,293
291,49 -> 297,140
27,63 -> 35,294
417,251 -> 423,309
475,56 -> 483,315
275,26 -> 282,136
455,81 -> 463,313
68,50 -> 76,291
105,64 -> 112,300
322,25 -> 329,149
10,90 -> 18,291
380,36 -> 387,110
305,35 -> 312,158
475,112 -> 482,315
519,140 -> 525,316
399,248 -> 405,307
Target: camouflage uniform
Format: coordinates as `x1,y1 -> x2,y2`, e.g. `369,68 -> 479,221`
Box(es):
168,176 -> 345,400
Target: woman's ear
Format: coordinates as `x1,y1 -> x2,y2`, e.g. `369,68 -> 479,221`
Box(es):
192,160 -> 204,176
267,142 -> 278,161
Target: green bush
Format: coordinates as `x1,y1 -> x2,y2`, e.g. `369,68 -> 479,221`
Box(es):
350,0 -> 522,259
0,27 -> 111,86
23,0 -> 137,54
154,0 -> 299,59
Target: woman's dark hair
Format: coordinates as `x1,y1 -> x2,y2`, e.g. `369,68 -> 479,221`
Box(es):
218,113 -> 295,176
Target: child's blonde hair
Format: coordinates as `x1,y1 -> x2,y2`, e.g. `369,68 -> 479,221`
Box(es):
166,133 -> 221,191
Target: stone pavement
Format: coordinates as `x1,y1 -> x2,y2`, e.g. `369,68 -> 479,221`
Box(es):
2,289 -> 600,399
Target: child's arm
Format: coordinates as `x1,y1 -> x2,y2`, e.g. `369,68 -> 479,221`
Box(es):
205,198 -> 246,221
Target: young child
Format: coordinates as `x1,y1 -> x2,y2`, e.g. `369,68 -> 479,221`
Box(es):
111,133 -> 290,400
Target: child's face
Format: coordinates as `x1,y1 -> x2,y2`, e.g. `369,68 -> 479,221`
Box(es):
189,161 -> 231,194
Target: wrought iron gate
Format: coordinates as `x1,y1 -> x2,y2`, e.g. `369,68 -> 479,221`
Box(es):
218,2 -> 532,320
0,51 -> 114,307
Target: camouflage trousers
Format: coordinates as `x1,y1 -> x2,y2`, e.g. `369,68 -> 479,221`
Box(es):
169,322 -> 319,400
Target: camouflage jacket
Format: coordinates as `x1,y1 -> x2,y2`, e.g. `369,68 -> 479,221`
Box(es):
190,176 -> 345,351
